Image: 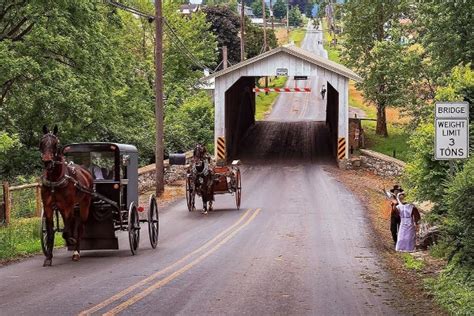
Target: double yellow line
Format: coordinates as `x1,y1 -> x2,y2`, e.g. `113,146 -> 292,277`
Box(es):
79,208 -> 261,316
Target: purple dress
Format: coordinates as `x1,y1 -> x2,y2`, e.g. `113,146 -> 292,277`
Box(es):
395,204 -> 416,252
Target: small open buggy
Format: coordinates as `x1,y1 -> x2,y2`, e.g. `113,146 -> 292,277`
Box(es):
40,143 -> 159,257
185,160 -> 242,212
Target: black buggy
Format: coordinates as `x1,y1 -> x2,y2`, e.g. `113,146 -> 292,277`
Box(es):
40,143 -> 159,256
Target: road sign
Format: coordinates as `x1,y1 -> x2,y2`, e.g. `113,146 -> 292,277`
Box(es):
435,101 -> 469,119
435,119 -> 469,159
294,76 -> 308,80
276,68 -> 288,76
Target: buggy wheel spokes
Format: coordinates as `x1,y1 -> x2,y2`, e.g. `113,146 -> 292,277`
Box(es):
128,202 -> 140,255
148,195 -> 159,249
235,168 -> 242,210
186,177 -> 194,212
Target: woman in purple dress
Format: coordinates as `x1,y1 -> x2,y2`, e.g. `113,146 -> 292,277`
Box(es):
395,193 -> 421,252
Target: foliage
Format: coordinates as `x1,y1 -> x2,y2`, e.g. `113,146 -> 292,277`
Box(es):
416,1 -> 473,76
0,218 -> 64,261
401,253 -> 424,271
288,6 -> 303,27
289,28 -> 306,47
244,17 -> 278,58
272,0 -> 287,19
0,0 -> 217,178
425,264 -> 474,315
251,0 -> 270,18
164,92 -> 214,155
202,5 -> 241,65
362,121 -> 410,162
341,0 -> 417,136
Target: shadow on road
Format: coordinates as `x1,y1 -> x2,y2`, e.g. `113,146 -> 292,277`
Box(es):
237,121 -> 334,164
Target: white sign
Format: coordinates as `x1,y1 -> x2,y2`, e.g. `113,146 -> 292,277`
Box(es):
435,119 -> 469,159
276,68 -> 288,76
435,102 -> 469,119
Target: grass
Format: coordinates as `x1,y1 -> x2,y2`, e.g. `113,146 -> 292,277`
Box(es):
0,218 -> 64,261
322,19 -> 341,63
255,76 -> 288,120
401,253 -> 425,271
361,121 -> 410,162
289,28 -> 306,47
425,265 -> 474,315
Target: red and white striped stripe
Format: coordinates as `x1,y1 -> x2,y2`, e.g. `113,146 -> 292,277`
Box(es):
253,87 -> 311,93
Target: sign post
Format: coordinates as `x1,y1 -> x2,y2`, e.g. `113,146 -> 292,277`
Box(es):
434,102 -> 469,160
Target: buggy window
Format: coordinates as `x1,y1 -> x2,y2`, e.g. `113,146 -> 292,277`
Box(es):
66,151 -> 116,180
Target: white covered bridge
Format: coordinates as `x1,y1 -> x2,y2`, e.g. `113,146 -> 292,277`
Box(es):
203,45 -> 362,162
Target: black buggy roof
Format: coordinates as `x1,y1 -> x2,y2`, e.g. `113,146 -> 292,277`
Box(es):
63,142 -> 138,154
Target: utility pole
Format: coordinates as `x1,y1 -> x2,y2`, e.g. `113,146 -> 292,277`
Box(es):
269,0 -> 274,31
240,1 -> 245,61
286,1 -> 289,37
154,0 -> 164,196
262,0 -> 267,51
223,46 -> 228,69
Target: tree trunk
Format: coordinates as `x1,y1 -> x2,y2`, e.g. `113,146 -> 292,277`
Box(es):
376,105 -> 388,137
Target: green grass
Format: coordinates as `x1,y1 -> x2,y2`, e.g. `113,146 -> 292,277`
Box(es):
322,19 -> 341,63
425,265 -> 474,315
401,253 -> 425,271
362,121 -> 410,162
289,28 -> 306,47
0,218 -> 64,261
255,76 -> 288,120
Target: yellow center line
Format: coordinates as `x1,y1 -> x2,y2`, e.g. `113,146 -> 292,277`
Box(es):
79,208 -> 253,316
103,208 -> 261,316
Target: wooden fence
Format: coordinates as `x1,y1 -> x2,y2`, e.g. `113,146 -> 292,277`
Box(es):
1,181 -> 42,226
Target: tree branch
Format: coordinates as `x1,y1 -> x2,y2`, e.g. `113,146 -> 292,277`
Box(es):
11,21 -> 34,41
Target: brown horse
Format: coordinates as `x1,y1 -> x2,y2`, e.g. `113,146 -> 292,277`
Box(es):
190,144 -> 215,214
39,125 -> 93,266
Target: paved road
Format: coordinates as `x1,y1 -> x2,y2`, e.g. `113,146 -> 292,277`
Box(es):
268,21 -> 328,122
0,25 -> 399,316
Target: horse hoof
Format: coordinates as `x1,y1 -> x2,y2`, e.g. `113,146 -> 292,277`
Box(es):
192,207 -> 196,212
201,210 -> 208,215
43,259 -> 52,267
72,254 -> 80,261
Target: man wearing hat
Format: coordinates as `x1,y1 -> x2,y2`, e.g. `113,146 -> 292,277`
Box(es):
390,185 -> 403,244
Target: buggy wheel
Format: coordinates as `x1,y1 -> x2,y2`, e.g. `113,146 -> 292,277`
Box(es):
148,195 -> 159,249
128,202 -> 140,255
235,168 -> 242,210
186,177 -> 194,212
40,208 -> 55,257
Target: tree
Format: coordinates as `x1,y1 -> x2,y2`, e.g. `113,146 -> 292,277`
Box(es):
202,5 -> 241,65
341,0 -> 413,136
251,0 -> 270,18
244,17 -> 278,58
273,0 -> 287,19
288,6 -> 303,27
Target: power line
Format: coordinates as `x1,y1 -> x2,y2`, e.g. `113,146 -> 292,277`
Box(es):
105,0 -> 155,21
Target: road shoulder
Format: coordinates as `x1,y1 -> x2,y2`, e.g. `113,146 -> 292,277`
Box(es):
326,166 -> 447,315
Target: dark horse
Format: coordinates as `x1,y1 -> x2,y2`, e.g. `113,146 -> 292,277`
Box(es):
190,144 -> 215,214
39,125 -> 93,266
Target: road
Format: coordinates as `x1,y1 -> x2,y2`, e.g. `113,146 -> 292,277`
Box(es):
0,25 -> 402,316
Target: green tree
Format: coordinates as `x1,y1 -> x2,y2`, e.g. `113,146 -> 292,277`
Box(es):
341,0 -> 414,136
288,6 -> 303,27
251,0 -> 270,18
203,5 -> 241,65
273,0 -> 287,19
244,17 -> 278,58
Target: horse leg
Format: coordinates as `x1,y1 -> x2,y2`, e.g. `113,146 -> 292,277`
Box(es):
201,196 -> 208,215
43,206 -> 54,267
73,198 -> 91,262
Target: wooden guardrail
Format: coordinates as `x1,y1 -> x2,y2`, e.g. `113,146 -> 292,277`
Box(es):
1,181 -> 42,226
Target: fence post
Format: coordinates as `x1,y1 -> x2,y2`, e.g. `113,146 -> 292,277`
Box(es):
35,184 -> 42,217
3,182 -> 11,225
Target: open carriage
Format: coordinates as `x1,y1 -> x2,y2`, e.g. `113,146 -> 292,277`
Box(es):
185,160 -> 242,212
40,143 -> 159,257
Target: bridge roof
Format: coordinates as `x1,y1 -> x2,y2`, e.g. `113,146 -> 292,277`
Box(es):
204,45 -> 362,82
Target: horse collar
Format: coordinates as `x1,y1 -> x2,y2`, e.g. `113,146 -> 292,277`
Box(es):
41,166 -> 70,192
